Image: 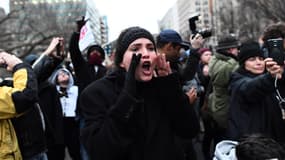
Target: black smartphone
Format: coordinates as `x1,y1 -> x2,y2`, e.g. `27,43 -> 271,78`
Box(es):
266,38 -> 285,65
56,42 -> 61,56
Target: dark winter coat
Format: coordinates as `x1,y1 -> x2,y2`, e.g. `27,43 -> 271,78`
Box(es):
0,63 -> 39,159
227,68 -> 285,144
208,52 -> 239,129
80,68 -> 199,160
69,32 -> 107,116
38,81 -> 63,147
32,55 -> 64,147
69,32 -> 107,91
8,62 -> 47,159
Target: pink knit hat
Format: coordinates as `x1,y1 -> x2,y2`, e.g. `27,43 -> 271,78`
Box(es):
198,48 -> 211,55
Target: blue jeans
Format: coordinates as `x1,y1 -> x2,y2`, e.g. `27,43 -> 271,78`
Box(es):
26,152 -> 48,160
80,118 -> 89,160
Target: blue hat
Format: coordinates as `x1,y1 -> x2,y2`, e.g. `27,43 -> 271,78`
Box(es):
157,29 -> 190,49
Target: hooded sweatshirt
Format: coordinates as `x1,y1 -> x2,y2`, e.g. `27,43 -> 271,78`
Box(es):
49,68 -> 78,117
213,140 -> 238,160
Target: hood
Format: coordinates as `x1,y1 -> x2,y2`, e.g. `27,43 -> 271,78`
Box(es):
48,68 -> 74,89
213,140 -> 238,160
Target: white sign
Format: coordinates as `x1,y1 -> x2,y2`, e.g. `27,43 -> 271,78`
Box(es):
79,20 -> 96,52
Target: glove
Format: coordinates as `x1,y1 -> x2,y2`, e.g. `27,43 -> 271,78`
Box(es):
124,53 -> 141,96
76,16 -> 86,32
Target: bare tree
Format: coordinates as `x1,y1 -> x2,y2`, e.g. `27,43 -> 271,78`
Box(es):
216,0 -> 285,42
242,0 -> 285,22
0,10 -> 21,46
236,0 -> 285,41
0,1 -> 84,58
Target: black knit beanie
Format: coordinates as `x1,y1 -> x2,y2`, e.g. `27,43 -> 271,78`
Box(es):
238,41 -> 264,65
114,26 -> 156,67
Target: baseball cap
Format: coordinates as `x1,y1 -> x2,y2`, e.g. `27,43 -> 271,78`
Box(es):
158,29 -> 190,49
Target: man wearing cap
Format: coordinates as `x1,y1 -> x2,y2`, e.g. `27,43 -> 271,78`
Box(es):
156,29 -> 204,160
156,29 -> 204,83
208,34 -> 240,146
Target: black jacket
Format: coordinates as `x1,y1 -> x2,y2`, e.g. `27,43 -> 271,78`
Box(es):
80,68 -> 199,160
69,32 -> 107,115
33,55 -> 64,147
227,68 -> 285,144
69,32 -> 107,90
9,63 -> 47,158
170,48 -> 200,84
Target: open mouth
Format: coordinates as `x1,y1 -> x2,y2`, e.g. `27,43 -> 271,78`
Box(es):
142,61 -> 151,70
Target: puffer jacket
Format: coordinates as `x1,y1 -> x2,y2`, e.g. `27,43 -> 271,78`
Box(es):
9,58 -> 48,158
0,63 -> 38,160
208,52 -> 238,129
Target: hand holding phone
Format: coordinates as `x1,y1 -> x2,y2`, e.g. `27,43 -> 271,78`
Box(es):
56,39 -> 64,57
266,38 -> 285,65
56,41 -> 61,56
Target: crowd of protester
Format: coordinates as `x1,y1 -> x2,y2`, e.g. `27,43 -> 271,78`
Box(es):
0,16 -> 285,160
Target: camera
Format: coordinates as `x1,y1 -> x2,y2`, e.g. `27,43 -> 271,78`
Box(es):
265,38 -> 285,65
182,79 -> 205,97
188,13 -> 212,38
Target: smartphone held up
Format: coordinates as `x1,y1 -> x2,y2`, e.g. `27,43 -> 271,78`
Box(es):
56,39 -> 64,57
265,38 -> 285,65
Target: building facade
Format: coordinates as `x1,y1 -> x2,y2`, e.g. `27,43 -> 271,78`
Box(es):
158,0 -> 218,45
86,0 -> 108,46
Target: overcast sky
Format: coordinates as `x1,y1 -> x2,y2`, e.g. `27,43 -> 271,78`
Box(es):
1,0 -> 9,13
0,0 -> 176,41
94,0 -> 176,41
